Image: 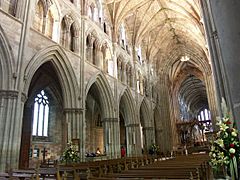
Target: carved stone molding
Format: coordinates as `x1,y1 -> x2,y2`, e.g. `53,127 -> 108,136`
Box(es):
103,118 -> 118,123
126,123 -> 140,127
64,108 -> 84,114
143,127 -> 154,131
0,90 -> 18,99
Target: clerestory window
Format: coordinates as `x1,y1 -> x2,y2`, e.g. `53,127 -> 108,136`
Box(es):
32,90 -> 49,137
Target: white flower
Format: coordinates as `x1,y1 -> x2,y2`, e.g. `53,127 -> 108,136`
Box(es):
232,131 -> 237,137
229,148 -> 236,154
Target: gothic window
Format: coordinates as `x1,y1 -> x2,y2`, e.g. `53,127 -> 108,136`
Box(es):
46,10 -> 54,38
197,108 -> 212,132
33,0 -> 44,32
32,90 -> 49,137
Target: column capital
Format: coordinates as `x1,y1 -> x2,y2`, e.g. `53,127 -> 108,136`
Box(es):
64,108 -> 84,114
126,123 -> 139,127
103,118 -> 118,123
143,127 -> 154,131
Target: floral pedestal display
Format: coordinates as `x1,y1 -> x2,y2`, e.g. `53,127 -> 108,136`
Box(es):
209,100 -> 240,180
60,141 -> 80,164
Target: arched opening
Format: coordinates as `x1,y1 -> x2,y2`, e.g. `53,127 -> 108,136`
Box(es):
85,83 -> 104,155
60,17 -> 67,48
19,62 -> 65,169
119,110 -> 127,154
46,10 -> 54,38
93,40 -> 97,65
69,24 -> 75,52
33,0 -> 44,32
119,89 -> 136,156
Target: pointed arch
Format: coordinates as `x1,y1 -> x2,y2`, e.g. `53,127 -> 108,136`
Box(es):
119,88 -> 136,125
139,98 -> 152,127
85,72 -> 115,118
24,45 -> 79,108
60,14 -> 80,52
0,25 -> 15,90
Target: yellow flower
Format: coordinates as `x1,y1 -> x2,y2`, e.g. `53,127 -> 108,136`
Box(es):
219,123 -> 228,131
215,139 -> 224,148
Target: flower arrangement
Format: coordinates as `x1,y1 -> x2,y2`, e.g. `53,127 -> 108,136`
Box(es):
60,141 -> 80,164
149,144 -> 160,155
209,99 -> 240,179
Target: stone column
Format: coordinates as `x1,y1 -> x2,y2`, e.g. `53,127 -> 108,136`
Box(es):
204,74 -> 218,129
155,129 -> 165,152
201,0 -> 240,129
121,62 -> 126,84
125,124 -> 142,156
64,108 -> 84,160
117,60 -> 122,81
0,90 -> 26,171
103,118 -> 119,159
143,127 -> 155,149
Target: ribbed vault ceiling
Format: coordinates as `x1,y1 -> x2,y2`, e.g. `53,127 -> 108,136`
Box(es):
104,0 -> 210,117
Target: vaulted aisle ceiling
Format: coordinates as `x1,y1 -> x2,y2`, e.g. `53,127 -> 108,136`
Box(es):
104,0 -> 210,116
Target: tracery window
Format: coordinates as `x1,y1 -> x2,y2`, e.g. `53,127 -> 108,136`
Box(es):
32,90 -> 49,137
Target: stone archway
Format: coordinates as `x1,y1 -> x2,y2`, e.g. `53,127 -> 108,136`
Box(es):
119,88 -> 141,156
21,45 -> 80,167
20,62 -> 66,169
0,25 -> 16,171
85,73 -> 116,158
